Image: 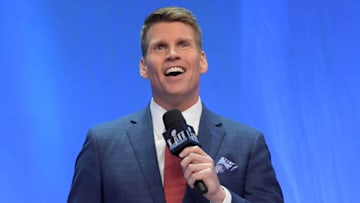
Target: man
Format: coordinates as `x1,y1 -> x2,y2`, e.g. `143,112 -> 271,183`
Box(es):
68,6 -> 283,203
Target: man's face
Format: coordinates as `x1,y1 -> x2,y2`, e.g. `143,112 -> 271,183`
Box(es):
140,22 -> 208,110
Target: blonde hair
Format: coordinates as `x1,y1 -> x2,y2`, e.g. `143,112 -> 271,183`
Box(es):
140,7 -> 202,56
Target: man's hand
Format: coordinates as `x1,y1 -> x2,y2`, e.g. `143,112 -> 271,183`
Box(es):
179,146 -> 226,203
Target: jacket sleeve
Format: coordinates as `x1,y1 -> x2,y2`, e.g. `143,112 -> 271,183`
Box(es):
67,129 -> 103,203
231,132 -> 283,203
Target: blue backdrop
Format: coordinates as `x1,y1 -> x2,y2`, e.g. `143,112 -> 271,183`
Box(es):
1,0 -> 359,202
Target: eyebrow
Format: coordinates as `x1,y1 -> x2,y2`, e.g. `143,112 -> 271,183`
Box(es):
149,37 -> 194,46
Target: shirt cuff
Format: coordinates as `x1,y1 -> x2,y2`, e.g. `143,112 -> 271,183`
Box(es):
210,185 -> 232,203
221,185 -> 232,203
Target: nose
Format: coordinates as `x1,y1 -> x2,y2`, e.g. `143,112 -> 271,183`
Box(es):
166,46 -> 180,61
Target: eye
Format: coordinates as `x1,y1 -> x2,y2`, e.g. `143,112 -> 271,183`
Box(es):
155,43 -> 166,51
179,41 -> 189,48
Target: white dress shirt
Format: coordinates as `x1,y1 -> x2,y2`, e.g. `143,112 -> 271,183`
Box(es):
150,98 -> 231,203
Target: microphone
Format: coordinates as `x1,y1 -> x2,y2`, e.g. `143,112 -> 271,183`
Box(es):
162,109 -> 208,194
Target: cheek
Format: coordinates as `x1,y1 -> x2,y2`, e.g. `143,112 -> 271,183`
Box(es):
194,57 -> 204,72
146,65 -> 162,80
145,56 -> 162,72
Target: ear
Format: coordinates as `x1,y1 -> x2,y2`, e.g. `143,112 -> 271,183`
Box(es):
139,57 -> 148,78
200,51 -> 208,74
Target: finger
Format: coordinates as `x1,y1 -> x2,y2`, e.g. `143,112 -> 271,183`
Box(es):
179,145 -> 205,158
183,162 -> 212,180
185,166 -> 213,187
181,152 -> 212,170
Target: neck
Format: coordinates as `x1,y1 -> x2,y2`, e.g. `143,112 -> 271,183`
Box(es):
153,96 -> 199,112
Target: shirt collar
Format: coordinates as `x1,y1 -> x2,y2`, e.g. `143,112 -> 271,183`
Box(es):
150,98 -> 203,135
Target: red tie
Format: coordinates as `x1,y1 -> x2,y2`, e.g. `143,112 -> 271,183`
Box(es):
163,147 -> 186,203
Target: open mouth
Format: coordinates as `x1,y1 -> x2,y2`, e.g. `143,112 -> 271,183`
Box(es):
164,66 -> 185,76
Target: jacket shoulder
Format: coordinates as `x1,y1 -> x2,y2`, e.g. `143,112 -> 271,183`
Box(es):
90,108 -> 148,133
203,107 -> 262,137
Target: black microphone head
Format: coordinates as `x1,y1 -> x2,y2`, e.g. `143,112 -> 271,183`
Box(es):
162,109 -> 186,130
162,109 -> 200,156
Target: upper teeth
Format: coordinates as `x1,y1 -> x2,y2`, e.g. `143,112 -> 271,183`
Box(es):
165,66 -> 184,75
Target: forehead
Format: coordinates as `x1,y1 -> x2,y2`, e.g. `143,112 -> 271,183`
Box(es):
146,22 -> 196,44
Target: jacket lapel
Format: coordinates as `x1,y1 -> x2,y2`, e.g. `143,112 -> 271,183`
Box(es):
198,106 -> 225,160
126,107 -> 165,203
